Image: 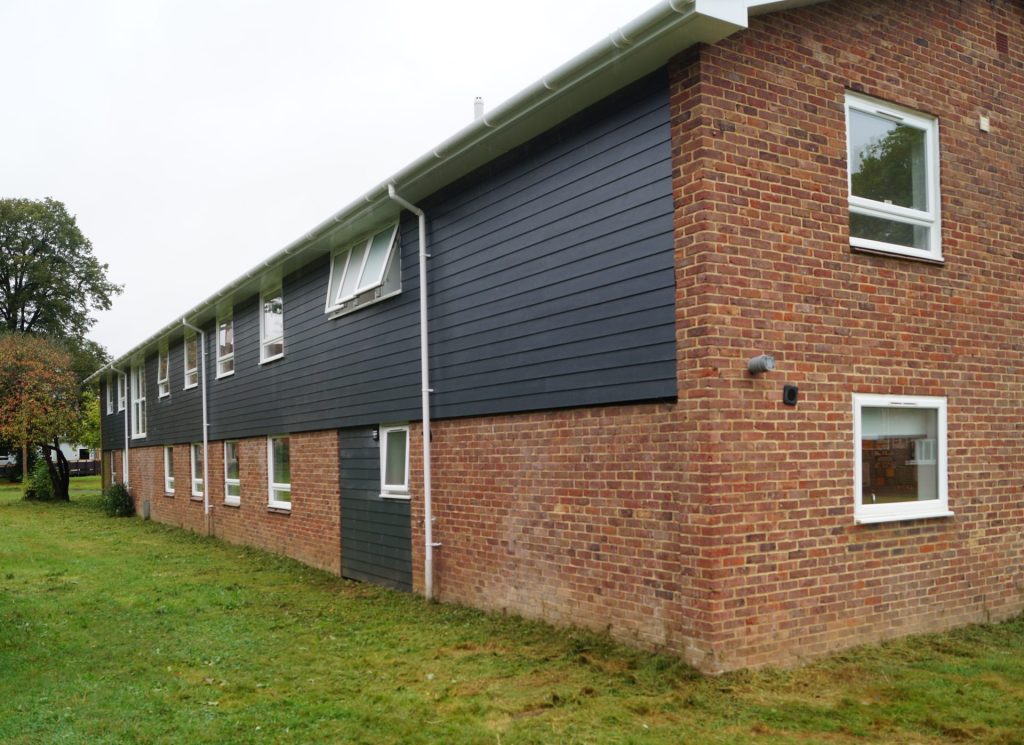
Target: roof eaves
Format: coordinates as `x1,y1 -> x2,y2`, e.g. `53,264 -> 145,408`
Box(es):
87,0 -> 757,384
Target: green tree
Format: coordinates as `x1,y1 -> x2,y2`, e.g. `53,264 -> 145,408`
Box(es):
0,198 -> 121,339
0,334 -> 81,498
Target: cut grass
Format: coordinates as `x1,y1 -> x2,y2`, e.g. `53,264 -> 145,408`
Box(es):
1,482 -> 1022,743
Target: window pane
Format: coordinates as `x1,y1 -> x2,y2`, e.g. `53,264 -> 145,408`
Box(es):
385,429 -> 407,487
193,444 -> 204,472
263,293 -> 283,340
357,227 -> 394,292
849,109 -> 928,211
218,318 -> 234,357
338,243 -> 366,301
158,353 -> 168,380
860,406 -> 939,504
228,482 -> 241,498
186,335 -> 197,369
272,437 -> 290,485
850,212 -> 930,250
273,487 -> 291,503
225,442 -> 239,480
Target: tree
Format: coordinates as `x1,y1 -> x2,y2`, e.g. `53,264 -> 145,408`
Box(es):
0,198 -> 121,339
0,334 -> 80,499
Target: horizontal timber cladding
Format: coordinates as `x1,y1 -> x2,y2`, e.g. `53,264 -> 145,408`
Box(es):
340,427 -> 412,592
99,379 -> 125,450
105,68 -> 675,447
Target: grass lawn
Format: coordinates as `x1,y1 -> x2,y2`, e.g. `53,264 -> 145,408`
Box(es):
1,481 -> 1023,744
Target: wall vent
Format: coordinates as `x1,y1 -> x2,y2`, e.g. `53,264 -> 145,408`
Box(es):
996,32 -> 1009,55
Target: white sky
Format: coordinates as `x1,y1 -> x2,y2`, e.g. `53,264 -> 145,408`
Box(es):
0,0 -> 658,359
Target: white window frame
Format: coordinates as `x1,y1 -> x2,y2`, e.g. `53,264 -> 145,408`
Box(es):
845,92 -> 941,262
190,442 -> 204,498
853,394 -> 951,525
216,312 -> 235,379
157,345 -> 170,398
163,446 -> 175,494
105,375 -> 114,415
379,425 -> 410,499
183,332 -> 199,390
325,224 -> 400,316
267,435 -> 291,510
130,364 -> 146,439
224,440 -> 240,506
117,373 -> 126,412
260,287 -> 285,364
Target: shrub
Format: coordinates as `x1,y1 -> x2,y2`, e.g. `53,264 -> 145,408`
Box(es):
101,482 -> 135,517
23,459 -> 55,501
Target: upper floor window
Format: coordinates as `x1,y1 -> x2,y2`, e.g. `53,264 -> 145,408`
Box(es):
325,224 -> 400,316
130,364 -> 146,438
105,375 -> 114,415
117,373 -> 126,412
157,345 -> 170,398
260,287 -> 284,363
184,332 -> 199,389
846,92 -> 940,261
853,394 -> 950,524
217,312 -> 235,378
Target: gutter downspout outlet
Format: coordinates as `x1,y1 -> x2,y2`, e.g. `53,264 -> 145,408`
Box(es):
387,184 -> 438,602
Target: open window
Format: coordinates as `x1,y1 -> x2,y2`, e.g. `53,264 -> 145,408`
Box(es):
157,344 -> 170,398
853,394 -> 950,524
325,224 -> 400,316
260,287 -> 284,363
845,92 -> 941,261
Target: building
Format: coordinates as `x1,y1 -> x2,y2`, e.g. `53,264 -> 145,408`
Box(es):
89,0 -> 1024,672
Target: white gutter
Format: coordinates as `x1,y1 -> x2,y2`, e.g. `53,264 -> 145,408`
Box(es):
387,184 -> 438,602
110,364 -> 129,486
182,318 -> 210,523
85,0 -> 754,383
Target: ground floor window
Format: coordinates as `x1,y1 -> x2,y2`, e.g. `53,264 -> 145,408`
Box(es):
164,446 -> 174,494
191,443 -> 204,497
224,441 -> 240,506
380,425 -> 409,498
853,394 -> 950,523
267,436 -> 291,509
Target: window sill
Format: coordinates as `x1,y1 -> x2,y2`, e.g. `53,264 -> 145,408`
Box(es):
855,510 -> 954,525
259,353 -> 284,366
183,383 -> 198,391
190,495 -> 204,502
131,434 -> 146,440
224,499 -> 240,508
158,392 -> 170,400
379,492 -> 410,501
267,504 -> 291,515
163,492 -> 174,498
216,370 -> 235,380
851,244 -> 945,265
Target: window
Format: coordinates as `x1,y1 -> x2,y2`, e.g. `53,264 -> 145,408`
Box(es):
191,442 -> 204,497
846,92 -> 941,261
164,446 -> 175,494
380,425 -> 409,498
184,332 -> 199,389
130,364 -> 146,438
325,224 -> 400,315
217,312 -> 235,378
157,345 -> 170,398
853,394 -> 950,524
117,373 -> 126,412
105,375 -> 114,415
78,448 -> 90,461
224,441 -> 240,506
260,287 -> 284,363
267,435 -> 291,509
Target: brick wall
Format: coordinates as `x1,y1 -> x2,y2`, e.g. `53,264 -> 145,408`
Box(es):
121,430 -> 340,575
669,0 -> 1024,670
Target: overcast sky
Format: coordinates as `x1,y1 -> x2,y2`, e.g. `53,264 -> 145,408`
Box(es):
0,0 -> 658,359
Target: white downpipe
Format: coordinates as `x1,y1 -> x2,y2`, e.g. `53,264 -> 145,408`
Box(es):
110,364 -> 129,486
387,184 -> 436,601
182,318 -> 210,522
